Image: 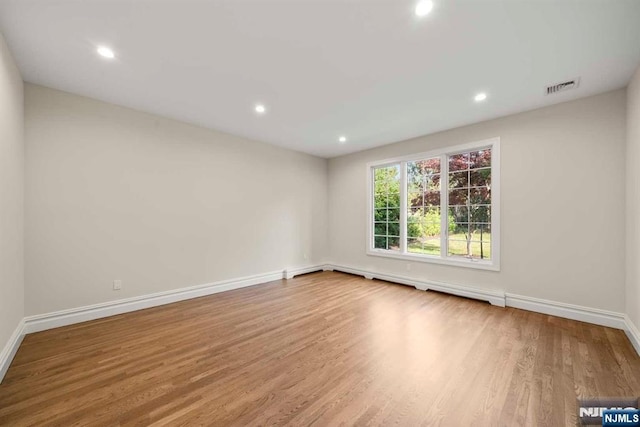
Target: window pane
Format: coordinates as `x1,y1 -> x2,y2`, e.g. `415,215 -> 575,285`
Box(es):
469,149 -> 491,169
452,222 -> 469,233
470,168 -> 490,187
409,158 -> 440,175
448,238 -> 491,260
470,223 -> 491,236
449,171 -> 469,188
446,148 -> 493,262
408,180 -> 422,194
387,192 -> 400,207
425,174 -> 441,192
374,236 -> 387,249
470,205 -> 490,223
388,237 -> 400,251
406,157 -> 442,257
424,191 -> 440,207
447,237 -> 469,257
375,165 -> 400,182
374,223 -> 386,235
470,223 -> 492,260
449,171 -> 469,189
449,205 -> 469,223
473,240 -> 491,260
408,236 -> 441,256
448,189 -> 468,205
408,159 -> 441,201
388,222 -> 400,237
406,206 -> 442,255
449,153 -> 469,171
423,206 -> 440,218
407,237 -> 421,253
409,192 -> 423,208
470,187 -> 491,204
409,206 -> 422,218
373,164 -> 400,252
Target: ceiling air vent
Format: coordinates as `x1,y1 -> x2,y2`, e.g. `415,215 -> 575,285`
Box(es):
545,78 -> 580,95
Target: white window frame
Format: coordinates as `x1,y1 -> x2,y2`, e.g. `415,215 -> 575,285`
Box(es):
366,137 -> 500,271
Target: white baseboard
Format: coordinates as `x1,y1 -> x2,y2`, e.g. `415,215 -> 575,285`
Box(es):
624,315 -> 640,356
0,319 -> 25,384
327,263 -> 506,307
23,269 -> 287,334
505,293 -> 626,330
284,264 -> 328,279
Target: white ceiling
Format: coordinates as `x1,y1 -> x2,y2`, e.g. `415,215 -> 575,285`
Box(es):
1,0 -> 639,158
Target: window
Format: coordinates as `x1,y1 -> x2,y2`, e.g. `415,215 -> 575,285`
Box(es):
367,138 -> 500,270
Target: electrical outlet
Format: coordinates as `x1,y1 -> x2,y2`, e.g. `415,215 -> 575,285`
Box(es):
406,263 -> 412,271
303,253 -> 308,260
113,280 -> 122,290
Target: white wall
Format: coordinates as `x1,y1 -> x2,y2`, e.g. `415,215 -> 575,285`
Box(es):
627,67 -> 640,330
18,79 -> 636,329
25,84 -> 328,316
0,34 -> 24,351
328,90 -> 627,312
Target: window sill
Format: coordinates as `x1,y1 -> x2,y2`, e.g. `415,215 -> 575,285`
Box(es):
366,249 -> 500,271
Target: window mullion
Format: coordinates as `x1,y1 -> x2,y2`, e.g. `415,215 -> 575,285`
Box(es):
440,154 -> 448,258
400,161 -> 407,254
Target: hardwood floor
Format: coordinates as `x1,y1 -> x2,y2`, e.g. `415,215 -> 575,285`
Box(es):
0,271 -> 638,426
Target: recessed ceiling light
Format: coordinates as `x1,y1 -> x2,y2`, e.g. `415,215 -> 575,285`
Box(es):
474,93 -> 487,102
339,136 -> 347,143
415,0 -> 434,17
255,104 -> 266,114
97,46 -> 115,59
